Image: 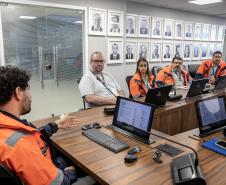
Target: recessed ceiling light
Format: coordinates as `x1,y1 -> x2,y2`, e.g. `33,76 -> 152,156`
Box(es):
18,16 -> 37,20
189,0 -> 222,5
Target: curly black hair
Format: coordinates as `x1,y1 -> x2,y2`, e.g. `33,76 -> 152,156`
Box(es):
0,66 -> 30,105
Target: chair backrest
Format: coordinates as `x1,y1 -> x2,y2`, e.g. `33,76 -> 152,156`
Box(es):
125,75 -> 133,98
0,163 -> 23,185
151,66 -> 163,77
76,77 -> 86,109
188,64 -> 200,78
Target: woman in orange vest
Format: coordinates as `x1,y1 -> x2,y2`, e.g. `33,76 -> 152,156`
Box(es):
130,58 -> 155,98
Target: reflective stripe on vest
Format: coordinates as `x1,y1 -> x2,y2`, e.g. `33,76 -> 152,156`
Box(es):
5,131 -> 28,147
50,169 -> 64,185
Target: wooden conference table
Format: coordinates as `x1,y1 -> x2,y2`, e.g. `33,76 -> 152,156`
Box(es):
32,101 -> 226,185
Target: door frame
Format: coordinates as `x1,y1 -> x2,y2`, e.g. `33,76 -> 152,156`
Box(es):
0,0 -> 88,74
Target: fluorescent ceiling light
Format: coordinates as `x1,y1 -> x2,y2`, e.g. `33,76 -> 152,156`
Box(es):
189,0 -> 222,5
19,16 -> 37,20
73,21 -> 83,24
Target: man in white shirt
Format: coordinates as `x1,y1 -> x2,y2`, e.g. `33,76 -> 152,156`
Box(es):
79,51 -> 125,108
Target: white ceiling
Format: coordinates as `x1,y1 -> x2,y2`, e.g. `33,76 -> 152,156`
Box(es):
128,0 -> 226,18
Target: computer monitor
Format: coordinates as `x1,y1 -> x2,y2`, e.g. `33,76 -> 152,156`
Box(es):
214,76 -> 226,91
196,96 -> 226,137
186,78 -> 208,99
110,96 -> 155,144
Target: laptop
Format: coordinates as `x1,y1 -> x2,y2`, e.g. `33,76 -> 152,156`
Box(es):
107,96 -> 155,144
145,85 -> 172,107
214,76 -> 226,91
195,96 -> 226,137
186,78 -> 208,99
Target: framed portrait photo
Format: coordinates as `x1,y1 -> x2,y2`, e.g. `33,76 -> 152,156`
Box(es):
138,15 -> 150,38
194,23 -> 202,41
174,42 -> 183,58
108,10 -> 124,37
174,21 -> 184,40
164,19 -> 174,39
125,40 -> 137,63
151,17 -> 163,38
209,43 -> 216,58
192,43 -> 201,60
150,41 -> 162,62
183,42 -> 192,60
107,38 -> 123,64
202,24 -> 210,41
137,40 -> 149,60
162,42 -> 173,61
184,22 -> 193,40
210,25 -> 218,41
126,14 -> 137,37
218,26 -> 225,41
201,43 -> 209,59
89,8 -> 106,36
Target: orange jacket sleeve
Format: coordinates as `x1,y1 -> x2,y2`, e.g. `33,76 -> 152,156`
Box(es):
130,77 -> 141,98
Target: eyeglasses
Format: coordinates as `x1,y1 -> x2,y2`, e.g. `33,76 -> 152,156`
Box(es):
92,60 -> 105,64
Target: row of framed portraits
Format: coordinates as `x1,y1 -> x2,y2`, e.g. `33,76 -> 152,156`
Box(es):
89,8 -> 225,41
107,38 -> 223,64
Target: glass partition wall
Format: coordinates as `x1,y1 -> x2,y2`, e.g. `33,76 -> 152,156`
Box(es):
0,2 -> 85,120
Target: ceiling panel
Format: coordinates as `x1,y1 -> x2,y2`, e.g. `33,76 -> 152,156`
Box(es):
128,0 -> 226,18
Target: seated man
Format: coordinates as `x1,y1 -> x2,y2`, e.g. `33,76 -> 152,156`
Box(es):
195,51 -> 226,84
79,51 -> 125,108
156,56 -> 190,88
0,66 -> 95,185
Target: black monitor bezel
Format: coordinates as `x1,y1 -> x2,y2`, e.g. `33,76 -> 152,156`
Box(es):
112,96 -> 155,141
195,95 -> 226,136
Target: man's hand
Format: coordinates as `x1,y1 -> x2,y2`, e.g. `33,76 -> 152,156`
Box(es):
209,76 -> 215,85
64,166 -> 76,172
55,114 -> 79,129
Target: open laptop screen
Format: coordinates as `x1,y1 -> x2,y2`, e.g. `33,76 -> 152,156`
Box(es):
196,96 -> 226,137
112,97 -> 155,143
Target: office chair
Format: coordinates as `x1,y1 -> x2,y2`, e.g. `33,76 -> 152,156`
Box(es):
125,75 -> 133,98
188,64 -> 200,78
0,163 -> 23,185
151,66 -> 163,77
76,77 -> 86,109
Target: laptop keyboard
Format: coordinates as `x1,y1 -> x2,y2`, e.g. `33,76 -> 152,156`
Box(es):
82,128 -> 129,153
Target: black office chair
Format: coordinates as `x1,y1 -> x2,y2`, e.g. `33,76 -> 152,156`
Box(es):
151,66 -> 163,77
0,163 -> 23,185
188,64 -> 200,78
76,77 -> 86,109
125,75 -> 133,98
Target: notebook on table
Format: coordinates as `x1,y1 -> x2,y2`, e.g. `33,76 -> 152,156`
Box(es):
107,96 -> 155,144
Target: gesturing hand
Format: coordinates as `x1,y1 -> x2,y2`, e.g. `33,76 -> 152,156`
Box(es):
55,114 -> 79,129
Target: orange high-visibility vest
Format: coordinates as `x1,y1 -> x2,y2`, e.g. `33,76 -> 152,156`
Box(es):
196,60 -> 226,79
130,73 -> 155,98
0,112 -> 64,185
156,65 -> 190,86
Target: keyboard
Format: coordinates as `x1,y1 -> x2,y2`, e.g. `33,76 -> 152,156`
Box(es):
82,128 -> 129,153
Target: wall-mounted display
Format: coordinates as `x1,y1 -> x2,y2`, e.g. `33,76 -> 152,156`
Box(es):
174,21 -> 184,40
202,24 -> 210,41
162,42 -> 173,61
138,15 -> 150,38
194,23 -> 202,41
125,40 -> 137,63
108,10 -> 124,37
201,43 -> 209,59
151,17 -> 163,39
183,42 -> 192,60
138,41 -> 149,60
89,8 -> 106,36
192,43 -> 201,60
150,41 -> 161,62
164,19 -> 174,39
126,14 -> 137,37
184,22 -> 193,40
107,38 -> 123,64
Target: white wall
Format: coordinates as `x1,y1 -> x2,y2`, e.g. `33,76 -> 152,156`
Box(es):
15,0 -> 226,97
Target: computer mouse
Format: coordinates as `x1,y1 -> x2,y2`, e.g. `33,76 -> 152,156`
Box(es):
93,122 -> 101,129
127,146 -> 141,155
124,154 -> 137,163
